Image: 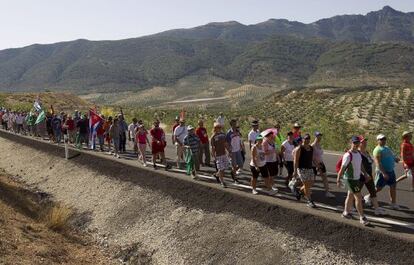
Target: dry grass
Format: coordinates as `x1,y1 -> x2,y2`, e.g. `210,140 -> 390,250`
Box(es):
43,203 -> 73,232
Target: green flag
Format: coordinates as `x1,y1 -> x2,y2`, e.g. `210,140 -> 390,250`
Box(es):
35,110 -> 46,125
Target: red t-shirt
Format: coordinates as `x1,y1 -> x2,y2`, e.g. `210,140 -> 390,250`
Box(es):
66,119 -> 75,130
195,127 -> 209,144
401,140 -> 414,168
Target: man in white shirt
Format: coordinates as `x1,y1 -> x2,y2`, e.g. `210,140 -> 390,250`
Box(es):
174,119 -> 188,168
128,118 -> 138,154
248,120 -> 260,150
226,119 -> 244,183
337,136 -> 369,226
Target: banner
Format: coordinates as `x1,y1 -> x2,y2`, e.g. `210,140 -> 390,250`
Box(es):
35,110 -> 46,125
89,109 -> 103,142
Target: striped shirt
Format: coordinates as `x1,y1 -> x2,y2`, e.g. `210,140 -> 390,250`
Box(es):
184,134 -> 200,154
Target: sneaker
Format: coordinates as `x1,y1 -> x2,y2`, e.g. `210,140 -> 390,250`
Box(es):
325,191 -> 335,198
272,186 -> 279,193
307,200 -> 316,208
391,203 -> 401,210
252,189 -> 259,195
374,207 -> 386,216
360,216 -> 369,226
213,174 -> 220,183
364,194 -> 372,207
341,212 -> 352,219
191,172 -> 197,179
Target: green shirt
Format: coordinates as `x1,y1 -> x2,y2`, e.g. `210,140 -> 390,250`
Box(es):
373,145 -> 395,172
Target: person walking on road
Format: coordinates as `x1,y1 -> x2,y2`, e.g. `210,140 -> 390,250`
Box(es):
135,124 -> 150,166
103,116 -> 113,154
337,136 -> 370,225
76,115 -> 89,149
373,134 -> 400,210
196,119 -> 210,167
397,131 -> 414,192
250,135 -> 275,195
128,118 -> 138,155
171,116 -> 180,145
312,131 -> 335,198
248,120 -> 260,150
281,132 -> 295,187
211,122 -> 231,188
173,118 -> 187,169
118,114 -> 128,153
184,125 -> 201,178
109,118 -> 120,158
359,136 -> 385,216
226,119 -> 244,183
262,131 -> 279,192
293,133 -> 316,208
150,119 -> 169,169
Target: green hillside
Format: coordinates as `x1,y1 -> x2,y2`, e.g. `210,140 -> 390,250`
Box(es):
1,6 -> 414,92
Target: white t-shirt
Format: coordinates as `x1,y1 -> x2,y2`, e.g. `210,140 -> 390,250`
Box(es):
282,140 -> 295,162
248,129 -> 260,146
341,151 -> 362,180
174,125 -> 188,144
128,123 -> 137,138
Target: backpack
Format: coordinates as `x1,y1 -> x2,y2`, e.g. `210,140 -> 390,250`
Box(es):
335,151 -> 353,173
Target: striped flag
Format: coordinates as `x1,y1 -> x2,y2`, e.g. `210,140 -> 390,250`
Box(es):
89,108 -> 103,142
35,110 -> 46,125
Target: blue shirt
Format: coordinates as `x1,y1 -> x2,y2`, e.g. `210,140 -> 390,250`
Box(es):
373,145 -> 396,172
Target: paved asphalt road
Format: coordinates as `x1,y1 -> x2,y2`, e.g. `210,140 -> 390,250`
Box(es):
1,128 -> 413,236
158,134 -> 414,232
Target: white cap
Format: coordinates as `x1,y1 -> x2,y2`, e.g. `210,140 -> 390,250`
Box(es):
376,134 -> 386,140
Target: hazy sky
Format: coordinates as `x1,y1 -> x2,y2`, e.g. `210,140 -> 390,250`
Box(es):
1,0 -> 413,50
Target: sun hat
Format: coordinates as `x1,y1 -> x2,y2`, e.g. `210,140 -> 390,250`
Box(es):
402,131 -> 412,137
358,135 -> 367,142
213,122 -> 221,128
376,134 -> 386,140
256,135 -> 264,141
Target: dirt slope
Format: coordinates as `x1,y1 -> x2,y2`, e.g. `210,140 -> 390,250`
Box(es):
0,173 -> 115,265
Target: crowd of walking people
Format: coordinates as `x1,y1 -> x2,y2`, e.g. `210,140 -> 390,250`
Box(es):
1,104 -> 413,226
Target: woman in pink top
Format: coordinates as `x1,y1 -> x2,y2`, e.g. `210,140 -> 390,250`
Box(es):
135,125 -> 150,166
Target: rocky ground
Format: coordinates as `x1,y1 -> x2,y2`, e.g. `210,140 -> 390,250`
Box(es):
0,135 -> 411,265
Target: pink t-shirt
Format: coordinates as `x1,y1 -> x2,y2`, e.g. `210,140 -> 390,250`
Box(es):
136,131 -> 148,144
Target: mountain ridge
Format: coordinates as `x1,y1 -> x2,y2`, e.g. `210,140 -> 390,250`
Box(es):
1,6 -> 414,92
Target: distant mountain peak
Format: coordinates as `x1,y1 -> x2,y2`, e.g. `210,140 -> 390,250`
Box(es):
379,5 -> 402,14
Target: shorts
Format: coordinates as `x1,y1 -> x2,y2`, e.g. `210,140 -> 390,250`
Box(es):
313,162 -> 327,176
216,155 -> 230,171
297,168 -> 314,182
359,175 -> 377,198
345,179 -> 362,193
250,165 -> 269,179
266,161 -> 279,177
231,151 -> 244,168
285,161 -> 294,175
375,170 -> 397,188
